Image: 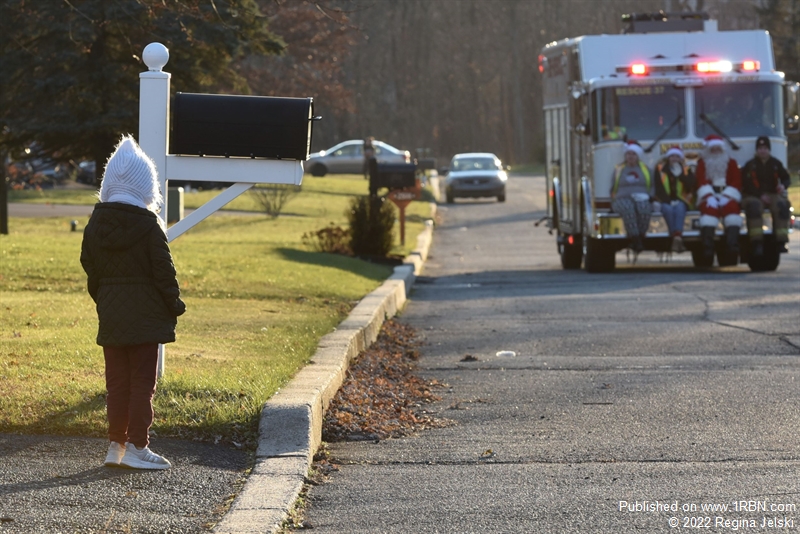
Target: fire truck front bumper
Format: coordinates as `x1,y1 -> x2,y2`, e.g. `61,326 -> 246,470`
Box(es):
591,210 -> 793,240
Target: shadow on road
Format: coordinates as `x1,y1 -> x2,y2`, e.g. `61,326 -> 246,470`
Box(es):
410,266 -> 770,301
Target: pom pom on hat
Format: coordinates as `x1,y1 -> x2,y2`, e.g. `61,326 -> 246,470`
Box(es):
99,135 -> 162,212
704,134 -> 725,149
624,140 -> 645,159
665,145 -> 683,159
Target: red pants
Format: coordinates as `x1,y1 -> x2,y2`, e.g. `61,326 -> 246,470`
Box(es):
104,344 -> 159,448
698,194 -> 741,227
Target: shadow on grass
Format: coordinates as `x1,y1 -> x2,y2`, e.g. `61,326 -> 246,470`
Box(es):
0,388 -> 261,454
277,247 -> 392,281
0,393 -> 108,440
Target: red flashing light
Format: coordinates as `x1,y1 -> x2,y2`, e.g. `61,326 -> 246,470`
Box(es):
538,55 -> 545,73
695,60 -> 732,73
567,235 -> 574,245
630,63 -> 648,75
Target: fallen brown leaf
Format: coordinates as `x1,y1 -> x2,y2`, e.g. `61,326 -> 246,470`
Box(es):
322,320 -> 450,442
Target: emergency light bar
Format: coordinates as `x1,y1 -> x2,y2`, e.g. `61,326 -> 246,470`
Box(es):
741,60 -> 759,71
617,59 -> 760,76
695,60 -> 732,73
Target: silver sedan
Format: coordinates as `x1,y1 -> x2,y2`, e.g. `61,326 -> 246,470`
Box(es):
444,152 -> 508,203
305,140 -> 411,176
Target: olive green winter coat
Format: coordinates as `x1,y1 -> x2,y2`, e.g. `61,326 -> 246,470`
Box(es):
80,202 -> 185,346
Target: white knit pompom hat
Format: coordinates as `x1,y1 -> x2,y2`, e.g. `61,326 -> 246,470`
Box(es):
99,135 -> 163,212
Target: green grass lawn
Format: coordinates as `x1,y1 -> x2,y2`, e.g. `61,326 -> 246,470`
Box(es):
1,175 -> 434,447
509,163 -> 546,175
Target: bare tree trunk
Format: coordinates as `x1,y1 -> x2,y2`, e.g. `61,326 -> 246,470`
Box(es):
510,0 -> 525,164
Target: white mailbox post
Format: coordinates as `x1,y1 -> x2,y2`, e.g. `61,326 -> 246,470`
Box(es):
138,43 -> 306,376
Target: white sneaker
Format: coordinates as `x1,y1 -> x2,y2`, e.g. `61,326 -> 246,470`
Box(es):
671,235 -> 685,253
119,443 -> 172,470
104,442 -> 126,467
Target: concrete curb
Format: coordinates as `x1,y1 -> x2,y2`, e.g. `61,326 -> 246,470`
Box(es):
213,206 -> 436,534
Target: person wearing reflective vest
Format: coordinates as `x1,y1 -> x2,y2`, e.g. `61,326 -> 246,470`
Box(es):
611,140 -> 654,254
654,146 -> 696,253
740,136 -> 791,256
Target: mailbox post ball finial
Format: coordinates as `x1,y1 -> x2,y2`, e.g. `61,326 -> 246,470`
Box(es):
142,43 -> 169,71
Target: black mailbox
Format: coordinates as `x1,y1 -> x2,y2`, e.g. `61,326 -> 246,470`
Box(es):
373,162 -> 417,190
170,93 -> 314,160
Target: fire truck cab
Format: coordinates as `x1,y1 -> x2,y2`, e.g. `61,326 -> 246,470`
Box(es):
540,12 -> 799,272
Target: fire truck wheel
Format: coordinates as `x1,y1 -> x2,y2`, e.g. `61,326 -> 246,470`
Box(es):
560,238 -> 583,269
583,237 -> 615,273
691,247 -> 714,268
747,237 -> 780,272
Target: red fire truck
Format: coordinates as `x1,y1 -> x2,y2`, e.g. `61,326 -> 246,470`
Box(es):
540,12 -> 798,272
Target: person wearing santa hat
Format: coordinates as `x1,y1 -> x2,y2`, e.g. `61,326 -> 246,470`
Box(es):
740,135 -> 791,256
695,134 -> 743,261
610,140 -> 654,254
80,135 -> 186,470
654,145 -> 695,253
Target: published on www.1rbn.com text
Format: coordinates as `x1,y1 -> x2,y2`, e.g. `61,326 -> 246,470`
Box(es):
619,499 -> 796,530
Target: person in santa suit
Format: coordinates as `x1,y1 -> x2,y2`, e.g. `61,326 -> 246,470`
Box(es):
695,134 -> 743,261
610,140 -> 654,254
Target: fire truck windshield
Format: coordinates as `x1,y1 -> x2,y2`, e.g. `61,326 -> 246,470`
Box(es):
694,82 -> 783,138
594,85 -> 685,143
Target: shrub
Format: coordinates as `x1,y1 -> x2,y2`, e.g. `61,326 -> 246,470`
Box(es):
347,195 -> 395,257
302,223 -> 352,255
249,184 -> 301,219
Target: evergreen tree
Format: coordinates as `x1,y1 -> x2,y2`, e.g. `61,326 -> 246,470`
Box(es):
0,0 -> 283,181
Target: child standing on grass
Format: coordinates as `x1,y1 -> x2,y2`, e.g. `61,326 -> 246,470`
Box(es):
80,135 -> 185,470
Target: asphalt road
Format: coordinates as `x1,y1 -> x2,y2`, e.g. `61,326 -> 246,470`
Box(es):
302,174 -> 800,533
0,434 -> 250,533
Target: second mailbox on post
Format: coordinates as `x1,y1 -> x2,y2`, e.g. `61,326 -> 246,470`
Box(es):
370,162 -> 417,195
170,92 -> 315,160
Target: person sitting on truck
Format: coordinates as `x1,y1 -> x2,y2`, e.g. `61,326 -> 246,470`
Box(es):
611,140 -> 654,254
740,136 -> 791,256
602,125 -> 626,141
653,146 -> 695,253
695,134 -> 743,261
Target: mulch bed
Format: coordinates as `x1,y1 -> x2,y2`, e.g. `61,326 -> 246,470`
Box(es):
321,319 -> 450,443
284,320 -> 450,531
